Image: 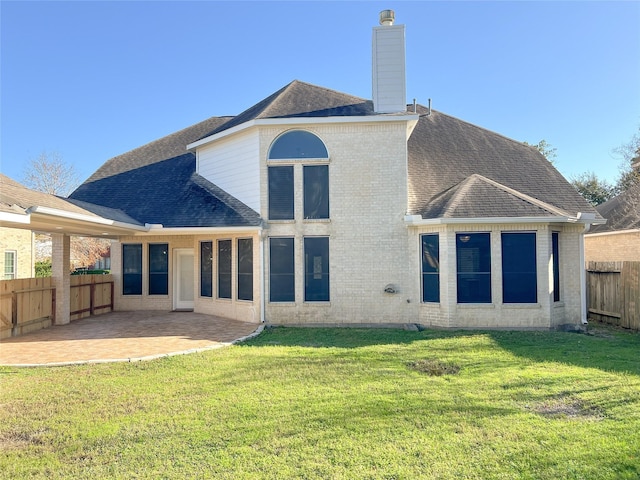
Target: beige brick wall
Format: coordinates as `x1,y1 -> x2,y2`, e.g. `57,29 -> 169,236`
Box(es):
407,223 -> 584,330
585,231 -> 640,262
261,122 -> 419,325
111,234 -> 261,323
0,227 -> 34,279
255,123 -> 588,329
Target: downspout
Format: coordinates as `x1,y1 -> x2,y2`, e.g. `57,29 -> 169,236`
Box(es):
260,229 -> 266,323
579,229 -> 588,325
578,213 -> 596,325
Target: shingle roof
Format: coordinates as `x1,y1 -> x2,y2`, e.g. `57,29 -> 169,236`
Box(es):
70,81 -> 598,228
0,174 -> 140,225
407,105 -> 599,219
590,184 -> 640,233
198,80 -> 374,139
420,174 -> 571,219
70,116 -> 261,228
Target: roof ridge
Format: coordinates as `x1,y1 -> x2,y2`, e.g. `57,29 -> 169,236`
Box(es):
442,175 -> 478,217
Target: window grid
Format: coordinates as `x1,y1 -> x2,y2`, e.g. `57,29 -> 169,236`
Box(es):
4,251 -> 16,280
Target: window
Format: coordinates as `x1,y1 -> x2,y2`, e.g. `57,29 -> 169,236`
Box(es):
456,233 -> 491,303
502,233 -> 537,303
421,235 -> 440,303
268,166 -> 294,220
4,251 -> 16,280
218,240 -> 232,299
237,238 -> 253,301
304,237 -> 329,302
303,165 -> 329,219
270,238 -> 295,302
200,241 -> 213,298
122,244 -> 142,295
148,244 -> 168,295
268,130 -> 329,159
552,232 -> 560,302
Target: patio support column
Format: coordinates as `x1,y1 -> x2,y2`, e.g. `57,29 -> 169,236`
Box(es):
52,233 -> 71,325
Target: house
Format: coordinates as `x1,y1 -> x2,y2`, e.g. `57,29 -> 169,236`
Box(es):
5,11 -> 602,329
0,226 -> 35,279
584,182 -> 640,262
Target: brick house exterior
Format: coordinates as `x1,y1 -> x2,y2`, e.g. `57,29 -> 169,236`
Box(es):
585,184 -> 640,262
0,227 -> 35,279
2,12 -> 602,329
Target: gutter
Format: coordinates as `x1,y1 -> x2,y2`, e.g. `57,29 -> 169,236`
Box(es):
187,114 -> 420,151
137,224 -> 262,236
26,206 -> 149,231
404,214 -> 607,227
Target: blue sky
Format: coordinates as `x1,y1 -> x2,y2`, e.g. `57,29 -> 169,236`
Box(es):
2,1 -> 639,189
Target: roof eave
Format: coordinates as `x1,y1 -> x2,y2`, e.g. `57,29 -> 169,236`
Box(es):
134,225 -> 263,236
187,114 -> 420,151
404,214 -> 604,227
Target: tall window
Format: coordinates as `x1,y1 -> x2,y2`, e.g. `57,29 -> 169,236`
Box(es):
552,232 -> 560,302
4,251 -> 16,280
270,238 -> 295,302
502,233 -> 537,303
303,165 -> 329,219
122,244 -> 142,295
200,241 -> 213,298
456,233 -> 491,303
148,243 -> 169,295
218,240 -> 232,299
304,237 -> 330,302
237,238 -> 253,301
268,166 -> 294,220
421,235 -> 440,303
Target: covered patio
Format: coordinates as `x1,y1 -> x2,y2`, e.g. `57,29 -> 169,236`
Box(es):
0,311 -> 263,367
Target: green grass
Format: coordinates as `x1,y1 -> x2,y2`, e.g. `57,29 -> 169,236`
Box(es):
1,324 -> 639,479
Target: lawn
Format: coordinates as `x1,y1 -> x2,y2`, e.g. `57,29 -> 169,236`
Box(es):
1,324 -> 639,479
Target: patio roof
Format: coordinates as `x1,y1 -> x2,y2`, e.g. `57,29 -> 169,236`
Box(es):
0,174 -> 147,238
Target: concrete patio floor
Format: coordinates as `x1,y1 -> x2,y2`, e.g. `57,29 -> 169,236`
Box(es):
0,311 -> 263,367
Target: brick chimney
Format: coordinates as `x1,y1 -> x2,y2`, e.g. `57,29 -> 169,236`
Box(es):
372,10 -> 407,114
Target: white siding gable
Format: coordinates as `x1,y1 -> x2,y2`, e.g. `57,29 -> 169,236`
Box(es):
196,130 -> 260,212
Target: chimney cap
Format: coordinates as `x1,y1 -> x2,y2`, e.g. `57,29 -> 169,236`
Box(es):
379,9 -> 395,26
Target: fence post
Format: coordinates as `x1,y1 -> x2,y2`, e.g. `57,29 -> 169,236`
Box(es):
51,287 -> 56,325
11,291 -> 18,337
90,283 -> 95,316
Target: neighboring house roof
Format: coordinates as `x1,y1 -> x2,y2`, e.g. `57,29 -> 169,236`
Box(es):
0,174 -> 140,225
407,104 -> 599,220
70,117 -> 262,228
70,80 -> 598,228
589,184 -> 640,233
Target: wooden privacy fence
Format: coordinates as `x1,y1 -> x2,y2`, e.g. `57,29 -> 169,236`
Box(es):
587,261 -> 640,331
0,274 -> 114,339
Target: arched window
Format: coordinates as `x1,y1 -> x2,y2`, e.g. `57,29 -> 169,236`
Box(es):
268,130 -> 328,160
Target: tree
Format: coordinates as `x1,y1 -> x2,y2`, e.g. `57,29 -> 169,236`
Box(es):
570,172 -> 616,206
613,126 -> 640,192
524,139 -> 557,164
22,152 -> 109,270
21,151 -> 80,196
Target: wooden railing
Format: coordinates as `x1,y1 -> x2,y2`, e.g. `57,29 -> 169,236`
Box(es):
0,274 -> 114,338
